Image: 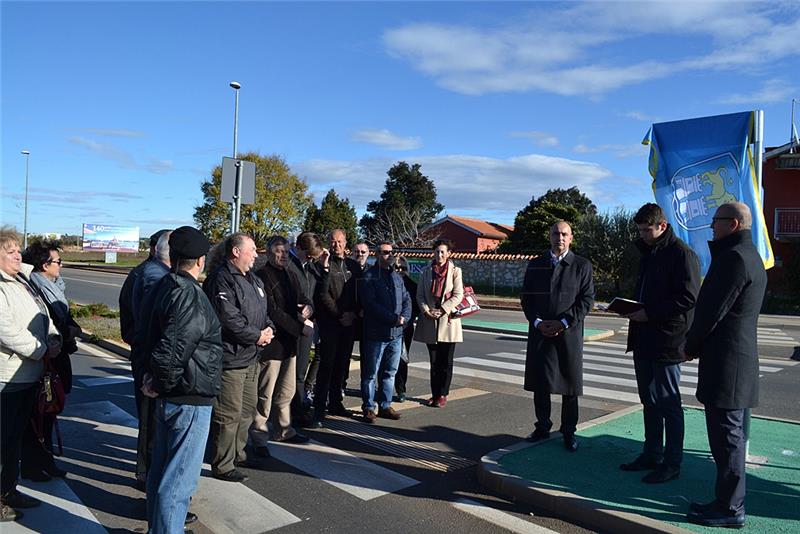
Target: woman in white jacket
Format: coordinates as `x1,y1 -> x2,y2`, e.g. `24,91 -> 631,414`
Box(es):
0,229 -> 60,522
413,239 -> 464,408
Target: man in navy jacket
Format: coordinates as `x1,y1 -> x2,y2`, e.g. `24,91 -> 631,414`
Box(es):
359,241 -> 411,423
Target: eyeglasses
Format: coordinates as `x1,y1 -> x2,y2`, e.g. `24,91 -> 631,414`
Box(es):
378,250 -> 393,256
47,258 -> 63,266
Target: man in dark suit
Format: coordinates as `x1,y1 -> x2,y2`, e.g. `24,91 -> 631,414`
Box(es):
683,202 -> 767,528
621,203 -> 700,484
521,221 -> 594,452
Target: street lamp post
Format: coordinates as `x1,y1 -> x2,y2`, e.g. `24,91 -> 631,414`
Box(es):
21,150 -> 30,249
229,81 -> 242,233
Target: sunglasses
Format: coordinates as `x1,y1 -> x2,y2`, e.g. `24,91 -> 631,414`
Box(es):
378,250 -> 393,256
355,250 -> 368,255
47,258 -> 63,266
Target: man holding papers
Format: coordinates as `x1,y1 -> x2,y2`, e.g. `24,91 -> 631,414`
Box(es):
621,203 -> 700,483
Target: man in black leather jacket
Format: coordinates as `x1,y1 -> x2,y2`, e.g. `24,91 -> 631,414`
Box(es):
203,233 -> 274,482
139,226 -> 222,534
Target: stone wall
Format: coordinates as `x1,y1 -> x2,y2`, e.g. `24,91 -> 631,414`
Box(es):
401,252 -> 534,290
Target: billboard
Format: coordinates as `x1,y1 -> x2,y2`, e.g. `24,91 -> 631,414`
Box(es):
82,223 -> 140,252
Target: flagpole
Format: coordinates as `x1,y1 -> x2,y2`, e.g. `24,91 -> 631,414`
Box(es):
792,99 -> 797,154
754,110 -> 764,193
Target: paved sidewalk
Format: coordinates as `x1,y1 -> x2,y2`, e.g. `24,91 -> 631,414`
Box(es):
461,317 -> 615,341
479,407 -> 800,533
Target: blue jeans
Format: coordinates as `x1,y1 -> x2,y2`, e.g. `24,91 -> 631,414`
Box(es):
633,359 -> 684,467
147,400 -> 212,534
360,337 -> 402,412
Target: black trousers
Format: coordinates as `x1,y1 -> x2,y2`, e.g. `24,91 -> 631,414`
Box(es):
534,392 -> 579,436
291,335 -> 314,418
134,383 -> 156,480
21,413 -> 58,474
427,342 -> 456,397
394,326 -> 415,395
313,325 -> 354,417
1,384 -> 37,495
705,406 -> 747,515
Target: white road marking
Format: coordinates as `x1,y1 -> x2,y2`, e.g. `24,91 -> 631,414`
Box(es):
269,439 -> 419,500
453,498 -> 560,534
79,376 -> 134,387
61,276 -> 123,287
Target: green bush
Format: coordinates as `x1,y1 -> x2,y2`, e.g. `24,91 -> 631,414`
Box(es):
69,301 -> 120,319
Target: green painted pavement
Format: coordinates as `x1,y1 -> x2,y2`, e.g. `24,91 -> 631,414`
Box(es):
499,408 -> 800,533
461,318 -> 606,338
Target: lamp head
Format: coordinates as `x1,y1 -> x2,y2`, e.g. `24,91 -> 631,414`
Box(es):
21,150 -> 30,155
229,81 -> 241,90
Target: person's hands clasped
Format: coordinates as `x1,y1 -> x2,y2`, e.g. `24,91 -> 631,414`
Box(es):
339,311 -> 355,327
302,319 -> 314,337
538,320 -> 565,338
141,373 -> 159,398
299,304 -> 313,320
258,327 -> 275,346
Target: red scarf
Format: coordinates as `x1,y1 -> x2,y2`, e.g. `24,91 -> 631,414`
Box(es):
431,261 -> 448,299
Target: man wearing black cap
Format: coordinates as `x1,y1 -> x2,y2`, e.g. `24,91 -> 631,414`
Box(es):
119,228 -> 169,489
139,226 -> 223,534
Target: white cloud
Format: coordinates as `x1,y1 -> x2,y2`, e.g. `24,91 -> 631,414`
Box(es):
573,143 -> 649,159
67,136 -> 173,174
351,128 -> 422,150
718,79 -> 797,105
509,131 -> 559,147
294,152 -> 615,222
624,111 -> 661,122
383,2 -> 799,97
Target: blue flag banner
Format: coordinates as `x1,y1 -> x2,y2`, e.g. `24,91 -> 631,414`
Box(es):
643,111 -> 774,275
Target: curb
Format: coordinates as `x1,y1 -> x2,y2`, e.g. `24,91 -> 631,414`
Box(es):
477,404 -> 694,534
79,332 -> 131,359
462,323 -> 617,342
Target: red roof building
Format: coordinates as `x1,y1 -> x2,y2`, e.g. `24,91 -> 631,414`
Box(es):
422,215 -> 513,253
763,141 -> 800,287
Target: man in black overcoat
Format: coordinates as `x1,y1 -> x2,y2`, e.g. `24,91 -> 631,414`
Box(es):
683,202 -> 767,529
521,221 -> 594,452
621,203 -> 700,484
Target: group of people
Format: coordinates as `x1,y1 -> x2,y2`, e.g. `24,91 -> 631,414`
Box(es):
114,226 -> 466,532
0,197 -> 767,531
523,201 -> 766,529
1,234 -> 81,521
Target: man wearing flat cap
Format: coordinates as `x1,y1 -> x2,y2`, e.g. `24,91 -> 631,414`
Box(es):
139,226 -> 223,534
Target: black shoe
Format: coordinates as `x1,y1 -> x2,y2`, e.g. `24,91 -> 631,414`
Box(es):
308,418 -> 323,429
185,511 -> 197,526
44,464 -> 67,478
690,500 -> 719,514
687,508 -> 746,528
642,465 -> 679,484
525,430 -> 551,443
1,490 -> 40,509
563,434 -> 578,452
283,433 -> 310,444
394,393 -> 407,403
20,470 -> 51,483
327,404 -> 350,417
212,469 -> 249,483
620,455 -> 663,472
252,446 -> 271,458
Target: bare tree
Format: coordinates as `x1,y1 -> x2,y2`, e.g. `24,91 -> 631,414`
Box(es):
363,207 -> 442,248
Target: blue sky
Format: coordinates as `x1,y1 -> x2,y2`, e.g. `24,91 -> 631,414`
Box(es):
3,1 -> 799,238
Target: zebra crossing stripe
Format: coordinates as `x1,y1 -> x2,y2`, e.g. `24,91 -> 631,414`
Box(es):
78,375 -> 134,387
10,481 -> 107,534
408,361 -> 643,403
268,437 -> 420,499
59,401 -> 303,532
453,498 -> 561,533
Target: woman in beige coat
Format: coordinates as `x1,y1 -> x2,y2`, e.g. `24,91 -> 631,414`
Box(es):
414,239 -> 464,407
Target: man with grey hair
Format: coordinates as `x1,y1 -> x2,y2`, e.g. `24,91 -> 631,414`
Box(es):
683,201 -> 766,528
129,229 -> 171,491
204,233 -> 274,482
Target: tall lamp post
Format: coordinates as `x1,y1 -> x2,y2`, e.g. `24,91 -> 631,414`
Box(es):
229,81 -> 241,233
21,150 -> 30,249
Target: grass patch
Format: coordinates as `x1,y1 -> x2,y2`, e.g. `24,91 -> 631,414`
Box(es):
75,316 -> 122,342
70,302 -> 119,319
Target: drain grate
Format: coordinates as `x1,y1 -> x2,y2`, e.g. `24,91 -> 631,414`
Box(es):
322,416 -> 475,473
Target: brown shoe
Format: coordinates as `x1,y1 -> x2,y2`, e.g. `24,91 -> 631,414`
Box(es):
377,406 -> 402,420
436,396 -> 447,408
362,409 -> 377,423
427,396 -> 440,407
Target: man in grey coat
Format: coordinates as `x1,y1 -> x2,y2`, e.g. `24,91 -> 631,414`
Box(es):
683,202 -> 767,529
521,221 -> 594,452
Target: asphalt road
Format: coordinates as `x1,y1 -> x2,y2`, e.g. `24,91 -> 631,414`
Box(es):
19,267 -> 798,533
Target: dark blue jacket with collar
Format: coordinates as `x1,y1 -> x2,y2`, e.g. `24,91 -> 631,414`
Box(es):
360,264 -> 411,341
